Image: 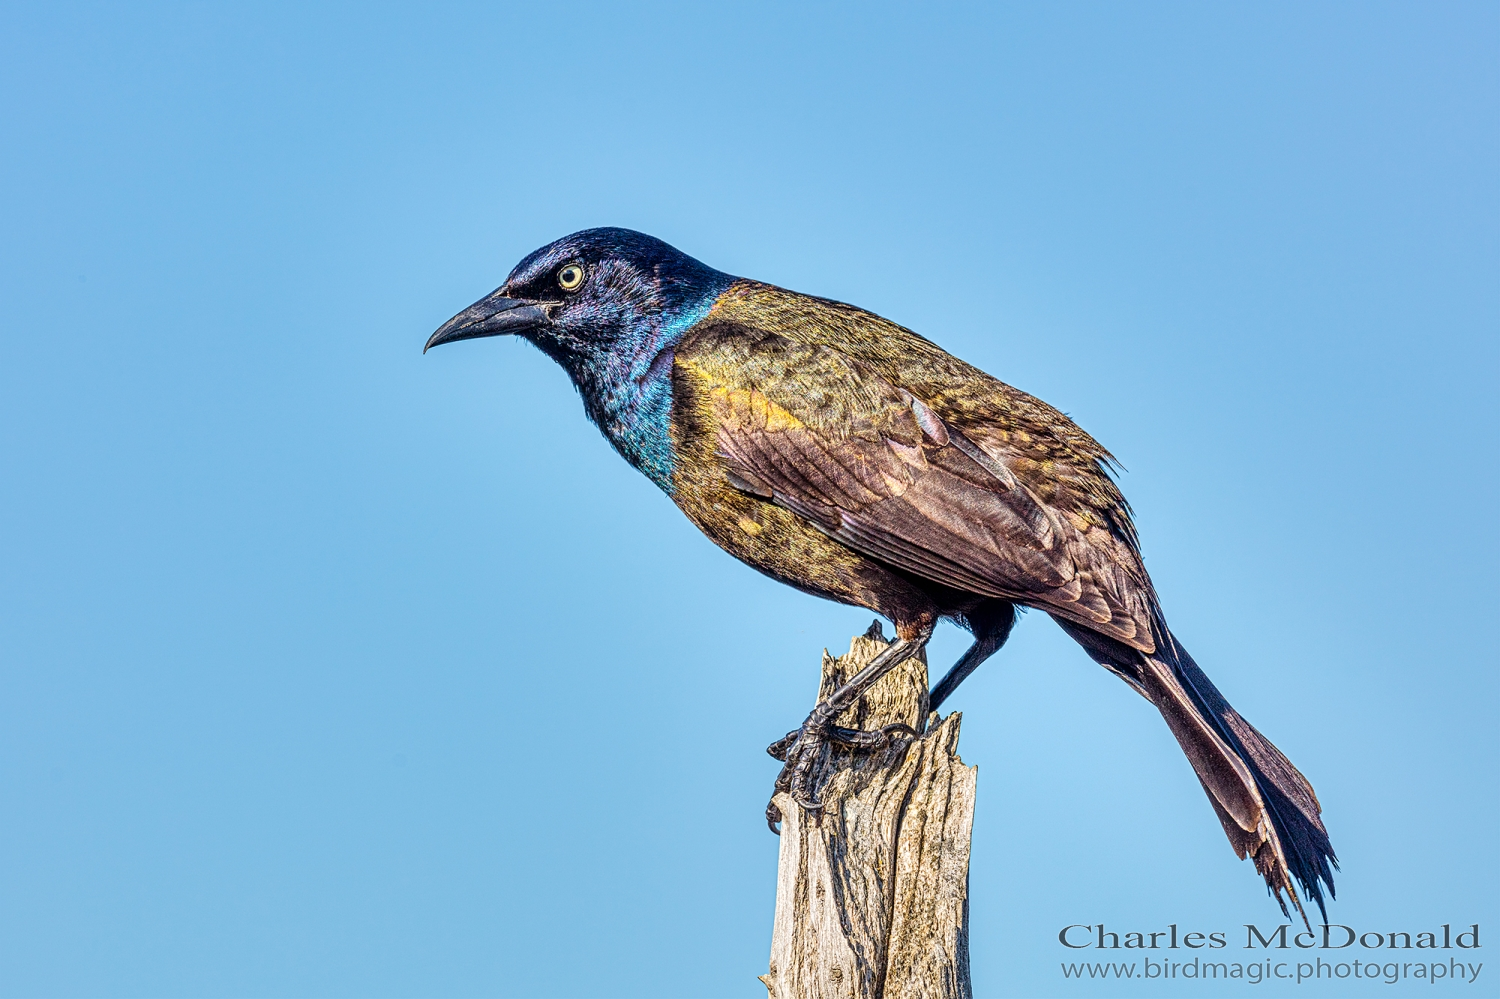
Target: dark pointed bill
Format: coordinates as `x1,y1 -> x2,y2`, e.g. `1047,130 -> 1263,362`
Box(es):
424,291 -> 550,352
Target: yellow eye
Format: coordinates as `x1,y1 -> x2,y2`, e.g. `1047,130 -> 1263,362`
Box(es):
557,263 -> 585,291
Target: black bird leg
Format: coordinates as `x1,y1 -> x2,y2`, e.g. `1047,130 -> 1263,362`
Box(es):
929,600 -> 1018,712
765,623 -> 934,832
927,636 -> 1002,713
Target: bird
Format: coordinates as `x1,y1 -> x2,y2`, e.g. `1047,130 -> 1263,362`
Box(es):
425,226 -> 1337,924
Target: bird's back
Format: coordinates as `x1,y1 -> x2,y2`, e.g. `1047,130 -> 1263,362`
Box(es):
702,280 -> 1144,564
667,280 -> 1160,651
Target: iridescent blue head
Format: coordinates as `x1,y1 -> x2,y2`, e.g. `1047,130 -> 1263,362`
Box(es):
426,227 -> 735,492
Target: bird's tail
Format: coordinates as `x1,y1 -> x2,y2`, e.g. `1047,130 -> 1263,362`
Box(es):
1055,619 -> 1337,925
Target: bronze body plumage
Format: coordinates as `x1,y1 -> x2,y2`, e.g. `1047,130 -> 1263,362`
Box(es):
672,280 -> 1153,647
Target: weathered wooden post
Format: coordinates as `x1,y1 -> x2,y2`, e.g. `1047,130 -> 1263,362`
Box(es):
761,622 -> 977,999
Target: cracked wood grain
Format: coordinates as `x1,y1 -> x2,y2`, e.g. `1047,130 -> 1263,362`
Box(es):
761,623 -> 976,999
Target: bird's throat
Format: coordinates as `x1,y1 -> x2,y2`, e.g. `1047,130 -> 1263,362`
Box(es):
563,290 -> 726,495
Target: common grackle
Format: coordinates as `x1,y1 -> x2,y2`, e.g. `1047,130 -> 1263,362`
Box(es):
426,228 -> 1337,922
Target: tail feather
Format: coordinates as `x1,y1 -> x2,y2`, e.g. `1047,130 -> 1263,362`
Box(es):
1158,633 -> 1336,923
1053,617 -> 1338,925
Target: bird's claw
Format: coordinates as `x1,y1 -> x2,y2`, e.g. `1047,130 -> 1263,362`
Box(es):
765,729 -> 801,762
765,721 -> 917,834
828,722 -> 918,748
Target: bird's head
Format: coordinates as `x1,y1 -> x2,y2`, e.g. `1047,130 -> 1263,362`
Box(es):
424,228 -> 733,375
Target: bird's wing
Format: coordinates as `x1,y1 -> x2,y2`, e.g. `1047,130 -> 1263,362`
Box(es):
677,323 -> 1156,651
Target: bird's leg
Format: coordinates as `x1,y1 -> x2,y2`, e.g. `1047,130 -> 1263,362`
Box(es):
928,601 -> 1018,712
928,629 -> 1007,712
765,624 -> 933,832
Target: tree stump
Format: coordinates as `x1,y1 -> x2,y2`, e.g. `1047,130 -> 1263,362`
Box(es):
760,622 -> 977,999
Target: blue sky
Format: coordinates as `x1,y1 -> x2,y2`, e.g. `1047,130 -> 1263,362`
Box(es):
0,3 -> 1495,997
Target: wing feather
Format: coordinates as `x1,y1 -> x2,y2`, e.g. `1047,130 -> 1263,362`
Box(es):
685,325 -> 1155,651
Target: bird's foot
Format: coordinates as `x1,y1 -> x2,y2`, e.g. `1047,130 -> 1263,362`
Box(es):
764,719 -> 918,833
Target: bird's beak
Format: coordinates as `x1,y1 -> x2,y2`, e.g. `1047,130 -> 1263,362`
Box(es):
424,288 -> 551,353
